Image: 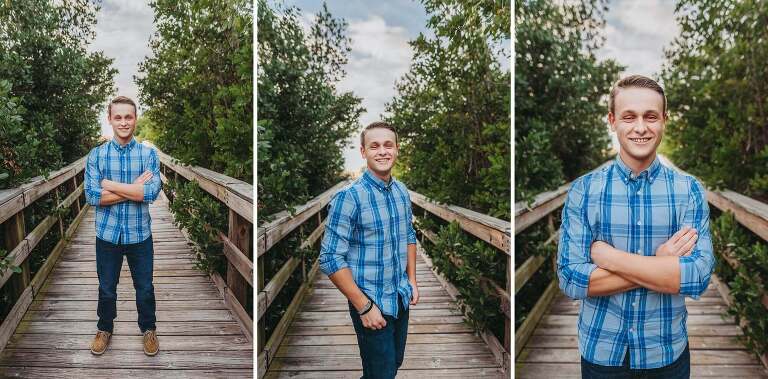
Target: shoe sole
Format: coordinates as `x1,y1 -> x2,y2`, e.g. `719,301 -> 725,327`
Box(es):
90,348 -> 106,355
144,349 -> 159,356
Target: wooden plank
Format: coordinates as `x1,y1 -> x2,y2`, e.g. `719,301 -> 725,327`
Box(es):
29,204 -> 90,297
211,271 -> 253,342
266,368 -> 505,379
258,257 -> 300,322
220,232 -> 253,286
515,255 -> 547,294
268,354 -> 500,371
257,180 -> 349,257
155,147 -> 253,222
410,191 -> 510,254
3,211 -> 29,299
0,349 -> 253,369
15,320 -> 244,336
259,259 -> 320,378
515,279 -> 558,358
0,367 -> 255,378
6,334 -> 251,350
0,286 -> 32,353
518,347 -> 760,365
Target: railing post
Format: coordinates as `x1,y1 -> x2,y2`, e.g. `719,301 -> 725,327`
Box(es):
71,175 -> 81,214
54,188 -> 64,237
226,209 -> 250,309
3,212 -> 29,298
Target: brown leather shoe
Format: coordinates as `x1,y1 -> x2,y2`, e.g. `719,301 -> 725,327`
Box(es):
90,330 -> 111,355
143,329 -> 159,356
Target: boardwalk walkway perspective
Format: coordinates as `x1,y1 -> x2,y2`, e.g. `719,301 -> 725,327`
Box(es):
0,147 -> 254,378
514,157 -> 768,378
258,182 -> 511,378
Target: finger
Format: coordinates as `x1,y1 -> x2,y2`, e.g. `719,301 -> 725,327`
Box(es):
670,227 -> 690,244
674,228 -> 696,250
679,235 -> 698,256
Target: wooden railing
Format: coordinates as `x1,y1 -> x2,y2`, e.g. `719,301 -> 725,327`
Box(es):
0,157 -> 90,353
409,192 -> 511,376
155,147 -> 254,342
255,180 -> 350,378
514,156 -> 768,368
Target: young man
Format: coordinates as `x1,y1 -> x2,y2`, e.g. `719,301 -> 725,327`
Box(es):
557,75 -> 715,378
84,96 -> 162,356
319,121 -> 419,379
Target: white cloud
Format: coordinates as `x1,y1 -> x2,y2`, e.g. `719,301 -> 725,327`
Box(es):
333,16 -> 414,172
88,0 -> 155,136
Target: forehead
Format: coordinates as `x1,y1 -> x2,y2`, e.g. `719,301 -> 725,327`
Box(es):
110,103 -> 136,116
613,87 -> 664,113
364,128 -> 397,145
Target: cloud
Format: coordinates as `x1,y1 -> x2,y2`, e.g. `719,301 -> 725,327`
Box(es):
89,0 -> 155,136
334,16 -> 414,171
597,0 -> 678,78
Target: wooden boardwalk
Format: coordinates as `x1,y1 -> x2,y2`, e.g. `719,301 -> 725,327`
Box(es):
265,251 -> 505,378
0,194 -> 253,378
516,278 -> 768,378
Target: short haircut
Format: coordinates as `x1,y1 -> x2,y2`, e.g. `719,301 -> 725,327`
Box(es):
608,75 -> 667,114
360,121 -> 398,146
108,96 -> 137,118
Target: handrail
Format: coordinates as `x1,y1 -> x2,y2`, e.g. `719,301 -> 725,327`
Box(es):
256,181 -> 347,378
0,157 -> 90,354
409,192 -> 511,376
515,155 -> 768,368
153,143 -> 254,342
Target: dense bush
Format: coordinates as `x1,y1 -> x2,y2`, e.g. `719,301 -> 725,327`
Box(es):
515,0 -> 621,202
256,1 -> 363,217
387,0 -> 511,219
662,0 -> 768,201
0,0 -> 115,188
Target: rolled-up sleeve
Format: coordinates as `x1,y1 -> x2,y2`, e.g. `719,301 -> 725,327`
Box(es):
678,179 -> 715,299
143,149 -> 162,203
319,190 -> 357,277
557,178 -> 598,300
84,149 -> 102,206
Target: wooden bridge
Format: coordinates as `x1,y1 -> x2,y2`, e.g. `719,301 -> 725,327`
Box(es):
0,146 -> 254,378
514,157 -> 768,378
257,181 -> 511,378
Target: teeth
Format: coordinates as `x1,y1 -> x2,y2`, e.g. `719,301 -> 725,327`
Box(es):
630,138 -> 651,143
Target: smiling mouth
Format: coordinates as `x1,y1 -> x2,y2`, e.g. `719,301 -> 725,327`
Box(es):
375,158 -> 390,163
629,137 -> 652,144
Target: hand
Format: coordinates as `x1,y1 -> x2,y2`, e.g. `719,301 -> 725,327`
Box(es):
656,227 -> 697,257
410,281 -> 419,305
590,240 -> 615,268
360,303 -> 387,330
133,171 -> 153,185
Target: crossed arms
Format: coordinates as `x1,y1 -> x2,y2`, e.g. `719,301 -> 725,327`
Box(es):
557,179 -> 715,300
84,148 -> 162,206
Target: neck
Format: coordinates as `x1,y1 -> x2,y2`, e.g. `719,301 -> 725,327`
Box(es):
369,169 -> 391,183
113,135 -> 132,146
619,150 -> 655,176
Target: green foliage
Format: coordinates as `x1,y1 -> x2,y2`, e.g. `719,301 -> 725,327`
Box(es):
711,212 -> 768,356
257,1 -> 363,218
134,112 -> 161,143
166,179 -> 228,274
421,220 -> 505,338
514,0 -> 622,202
0,249 -> 22,276
387,0 -> 510,219
0,0 -> 115,188
137,0 -> 253,183
661,0 -> 768,200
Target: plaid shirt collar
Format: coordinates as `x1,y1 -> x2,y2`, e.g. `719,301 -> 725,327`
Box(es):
362,169 -> 394,191
614,154 -> 662,184
109,137 -> 138,151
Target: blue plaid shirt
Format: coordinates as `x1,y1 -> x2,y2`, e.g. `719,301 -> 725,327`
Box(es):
319,170 -> 417,318
84,138 -> 162,245
557,155 -> 715,369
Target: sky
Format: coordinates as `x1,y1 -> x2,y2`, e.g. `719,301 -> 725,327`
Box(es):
287,0 -> 430,172
88,1 -> 155,137
596,0 -> 678,148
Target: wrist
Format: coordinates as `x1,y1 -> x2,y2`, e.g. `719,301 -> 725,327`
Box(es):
351,292 -> 369,312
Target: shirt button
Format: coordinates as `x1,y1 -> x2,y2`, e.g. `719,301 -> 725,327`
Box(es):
637,249 -> 642,254
637,221 -> 642,225
632,302 -> 637,307
629,327 -> 635,332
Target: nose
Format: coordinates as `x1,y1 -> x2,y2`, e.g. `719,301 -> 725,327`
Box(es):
634,118 -> 648,134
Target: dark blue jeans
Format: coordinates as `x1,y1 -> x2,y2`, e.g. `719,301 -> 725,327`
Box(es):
348,295 -> 409,379
96,236 -> 156,333
581,343 -> 690,379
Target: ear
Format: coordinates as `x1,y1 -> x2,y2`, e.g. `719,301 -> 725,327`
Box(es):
608,112 -> 616,132
359,145 -> 365,158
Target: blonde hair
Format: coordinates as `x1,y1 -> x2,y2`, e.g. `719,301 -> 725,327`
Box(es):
609,75 -> 667,114
108,96 -> 137,117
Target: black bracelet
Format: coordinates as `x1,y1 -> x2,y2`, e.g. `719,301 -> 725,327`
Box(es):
359,300 -> 373,315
